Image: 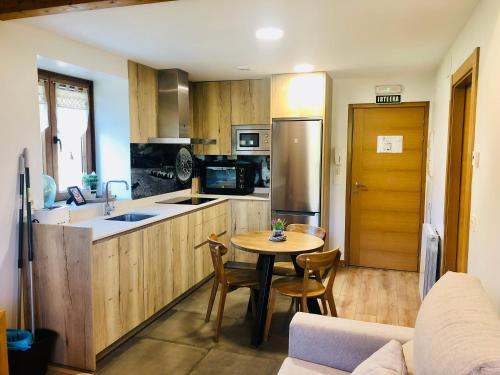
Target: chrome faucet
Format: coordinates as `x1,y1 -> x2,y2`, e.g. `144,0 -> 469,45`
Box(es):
104,180 -> 129,216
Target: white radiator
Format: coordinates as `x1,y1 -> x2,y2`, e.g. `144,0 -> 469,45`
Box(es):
419,223 -> 440,300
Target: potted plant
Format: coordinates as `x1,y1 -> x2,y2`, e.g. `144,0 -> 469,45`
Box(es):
271,218 -> 286,238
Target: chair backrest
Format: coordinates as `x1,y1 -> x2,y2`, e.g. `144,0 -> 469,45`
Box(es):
207,233 -> 229,283
296,248 -> 341,292
286,224 -> 327,241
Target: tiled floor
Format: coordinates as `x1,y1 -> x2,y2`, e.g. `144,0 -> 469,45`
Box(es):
55,267 -> 420,375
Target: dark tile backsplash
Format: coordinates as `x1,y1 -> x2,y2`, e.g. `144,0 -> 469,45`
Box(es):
131,144 -> 271,200
131,143 -> 192,199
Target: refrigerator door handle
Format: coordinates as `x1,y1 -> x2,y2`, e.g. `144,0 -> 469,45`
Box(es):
274,210 -> 317,216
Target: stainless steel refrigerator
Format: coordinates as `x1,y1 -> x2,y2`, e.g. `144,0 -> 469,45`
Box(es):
271,119 -> 322,226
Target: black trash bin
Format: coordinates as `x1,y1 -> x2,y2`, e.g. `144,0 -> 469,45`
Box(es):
8,329 -> 57,375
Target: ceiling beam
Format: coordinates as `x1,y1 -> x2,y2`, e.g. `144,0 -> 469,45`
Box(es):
0,0 -> 174,21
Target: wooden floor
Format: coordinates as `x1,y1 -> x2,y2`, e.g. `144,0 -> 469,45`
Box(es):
333,266 -> 420,327
48,266 -> 420,375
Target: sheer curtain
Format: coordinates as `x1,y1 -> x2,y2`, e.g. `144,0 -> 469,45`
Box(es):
38,79 -> 49,132
55,84 -> 90,190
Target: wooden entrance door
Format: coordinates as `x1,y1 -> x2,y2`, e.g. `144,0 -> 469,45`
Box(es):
347,103 -> 428,271
443,48 -> 479,273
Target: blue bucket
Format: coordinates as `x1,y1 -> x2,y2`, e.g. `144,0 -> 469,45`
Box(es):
7,329 -> 33,351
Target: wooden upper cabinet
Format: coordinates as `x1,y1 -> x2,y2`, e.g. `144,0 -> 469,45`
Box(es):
230,79 -> 271,125
271,72 -> 327,119
192,81 -> 231,155
128,60 -> 158,143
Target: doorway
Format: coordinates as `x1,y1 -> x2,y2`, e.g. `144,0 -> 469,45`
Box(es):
443,48 -> 480,273
345,102 -> 429,271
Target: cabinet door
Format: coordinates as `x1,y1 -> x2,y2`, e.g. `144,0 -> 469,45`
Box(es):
231,79 -> 270,125
171,214 -> 195,298
118,231 -> 145,334
230,200 -> 270,263
192,81 -> 231,155
271,73 -> 326,119
92,231 -> 145,353
92,238 -> 120,353
193,202 -> 229,283
128,60 -> 158,143
143,221 -> 174,318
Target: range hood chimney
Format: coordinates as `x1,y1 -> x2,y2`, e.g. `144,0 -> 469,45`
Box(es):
148,69 -> 216,145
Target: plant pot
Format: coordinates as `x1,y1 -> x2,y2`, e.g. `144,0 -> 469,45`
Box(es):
272,229 -> 284,238
8,329 -> 57,375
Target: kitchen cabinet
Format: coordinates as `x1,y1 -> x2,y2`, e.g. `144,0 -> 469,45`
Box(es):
271,72 -> 328,119
92,230 -> 144,353
128,60 -> 158,143
192,81 -> 231,155
229,200 -> 270,263
31,201 -> 230,371
143,220 -> 174,318
230,79 -> 271,125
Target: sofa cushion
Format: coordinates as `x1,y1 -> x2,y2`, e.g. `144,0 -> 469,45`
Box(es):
401,341 -> 414,375
351,340 -> 407,375
414,272 -> 500,375
278,357 -> 350,375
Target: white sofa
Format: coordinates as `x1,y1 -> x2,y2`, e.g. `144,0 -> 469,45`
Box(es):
278,272 -> 500,375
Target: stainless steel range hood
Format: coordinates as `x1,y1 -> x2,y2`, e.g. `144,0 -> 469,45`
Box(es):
148,69 -> 216,145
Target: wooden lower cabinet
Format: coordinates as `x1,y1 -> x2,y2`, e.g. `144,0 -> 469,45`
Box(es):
143,220 -> 173,318
229,200 -> 270,263
92,201 -> 229,356
31,200 -> 259,370
93,231 -> 145,353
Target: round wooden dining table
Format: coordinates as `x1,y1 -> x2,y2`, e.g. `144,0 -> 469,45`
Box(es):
231,230 -> 324,347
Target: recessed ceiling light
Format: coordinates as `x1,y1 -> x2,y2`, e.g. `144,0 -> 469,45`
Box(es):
294,63 -> 315,73
255,27 -> 284,41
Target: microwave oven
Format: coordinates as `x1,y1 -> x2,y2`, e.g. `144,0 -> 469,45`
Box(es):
232,125 -> 270,155
201,160 -> 255,195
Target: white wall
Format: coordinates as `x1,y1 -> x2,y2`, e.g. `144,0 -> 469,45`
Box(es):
329,74 -> 435,256
0,21 -> 130,326
94,77 -> 131,198
428,0 -> 500,309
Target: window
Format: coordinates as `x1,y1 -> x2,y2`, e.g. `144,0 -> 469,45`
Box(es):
38,70 -> 95,198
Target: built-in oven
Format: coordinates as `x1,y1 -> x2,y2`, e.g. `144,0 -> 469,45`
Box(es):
201,160 -> 255,195
232,125 -> 271,155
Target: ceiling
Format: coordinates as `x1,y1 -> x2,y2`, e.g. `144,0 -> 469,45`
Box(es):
17,0 -> 478,81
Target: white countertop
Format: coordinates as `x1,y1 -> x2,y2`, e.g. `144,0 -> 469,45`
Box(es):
68,190 -> 269,241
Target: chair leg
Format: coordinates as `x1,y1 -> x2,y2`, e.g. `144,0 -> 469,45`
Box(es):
264,288 -> 277,342
326,293 -> 337,317
214,284 -> 228,342
249,288 -> 257,319
320,296 -> 328,315
205,277 -> 219,322
300,297 -> 308,313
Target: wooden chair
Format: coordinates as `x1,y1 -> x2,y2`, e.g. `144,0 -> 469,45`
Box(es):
205,233 -> 261,342
264,248 -> 341,341
273,224 -> 327,276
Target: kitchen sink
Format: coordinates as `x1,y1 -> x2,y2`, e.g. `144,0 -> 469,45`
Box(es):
106,213 -> 157,222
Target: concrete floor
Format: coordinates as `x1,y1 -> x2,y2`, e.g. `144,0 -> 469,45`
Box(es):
96,279 -> 292,375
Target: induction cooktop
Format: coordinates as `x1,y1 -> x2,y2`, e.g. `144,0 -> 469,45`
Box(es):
155,197 -> 217,205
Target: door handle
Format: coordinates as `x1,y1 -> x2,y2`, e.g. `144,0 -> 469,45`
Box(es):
353,182 -> 367,191
53,136 -> 62,152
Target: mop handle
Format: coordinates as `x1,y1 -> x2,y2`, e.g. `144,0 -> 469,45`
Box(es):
18,155 -> 25,269
23,148 -> 33,262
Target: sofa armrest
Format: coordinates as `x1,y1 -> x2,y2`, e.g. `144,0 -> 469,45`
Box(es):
288,313 -> 414,373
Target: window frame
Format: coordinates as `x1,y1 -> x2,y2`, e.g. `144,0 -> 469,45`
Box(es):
38,69 -> 96,200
